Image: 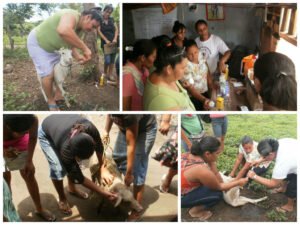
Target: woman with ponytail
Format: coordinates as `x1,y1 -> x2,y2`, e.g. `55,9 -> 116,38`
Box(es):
143,45 -> 195,111
38,115 -> 117,215
171,20 -> 188,49
247,138 -> 297,213
123,39 -> 157,111
254,52 -> 296,111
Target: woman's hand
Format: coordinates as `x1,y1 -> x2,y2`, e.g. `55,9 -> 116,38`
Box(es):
228,171 -> 235,178
104,191 -> 119,202
124,172 -> 134,187
101,166 -> 114,186
102,133 -> 110,146
159,120 -> 171,135
24,161 -> 35,178
238,177 -> 249,187
247,170 -> 256,179
203,98 -> 211,110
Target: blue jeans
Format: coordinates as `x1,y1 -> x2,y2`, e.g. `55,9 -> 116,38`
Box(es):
38,126 -> 66,180
104,53 -> 116,65
113,124 -> 157,186
181,186 -> 223,208
211,116 -> 228,137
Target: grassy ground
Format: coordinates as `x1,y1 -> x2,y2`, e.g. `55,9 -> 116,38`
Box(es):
181,114 -> 297,222
202,114 -> 297,173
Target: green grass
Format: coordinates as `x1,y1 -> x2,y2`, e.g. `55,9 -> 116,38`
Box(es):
3,47 -> 29,60
3,34 -> 27,47
266,209 -> 288,221
202,114 -> 297,191
4,84 -> 33,111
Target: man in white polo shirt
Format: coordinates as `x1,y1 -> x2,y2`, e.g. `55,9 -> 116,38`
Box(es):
247,138 -> 297,213
194,19 -> 231,74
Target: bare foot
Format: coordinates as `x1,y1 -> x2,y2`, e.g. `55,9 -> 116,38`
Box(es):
188,205 -> 213,220
276,204 -> 294,213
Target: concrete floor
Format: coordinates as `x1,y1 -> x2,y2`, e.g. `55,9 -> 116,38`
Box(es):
7,114 -> 178,222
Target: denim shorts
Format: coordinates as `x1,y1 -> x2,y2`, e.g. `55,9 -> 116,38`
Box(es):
104,53 -> 116,65
38,126 -> 66,180
211,117 -> 228,137
113,124 -> 157,186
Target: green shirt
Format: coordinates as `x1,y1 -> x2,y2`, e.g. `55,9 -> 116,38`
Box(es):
35,9 -> 81,53
181,114 -> 203,137
143,79 -> 196,111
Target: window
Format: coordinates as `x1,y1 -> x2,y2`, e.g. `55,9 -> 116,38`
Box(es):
279,7 -> 297,45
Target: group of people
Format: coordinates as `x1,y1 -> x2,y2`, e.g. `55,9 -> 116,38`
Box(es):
27,5 -> 119,111
3,114 -> 176,222
181,118 -> 297,220
123,19 -> 297,111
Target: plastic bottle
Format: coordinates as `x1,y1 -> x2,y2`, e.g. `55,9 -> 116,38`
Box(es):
225,64 -> 229,80
99,73 -> 105,86
219,74 -> 226,97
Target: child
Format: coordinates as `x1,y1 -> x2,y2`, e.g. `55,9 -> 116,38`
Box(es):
181,39 -> 213,110
229,136 -> 271,179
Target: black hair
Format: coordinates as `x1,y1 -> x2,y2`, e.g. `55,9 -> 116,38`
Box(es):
257,138 -> 279,157
172,20 -> 186,33
190,136 -> 220,156
185,39 -> 198,51
81,9 -> 102,23
4,114 -> 36,133
104,4 -> 114,13
151,35 -> 172,51
154,45 -> 185,74
70,133 -> 95,159
254,52 -> 296,110
241,136 -> 253,146
123,39 -> 156,65
195,19 -> 208,31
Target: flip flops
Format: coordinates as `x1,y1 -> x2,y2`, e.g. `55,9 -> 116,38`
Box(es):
58,201 -> 72,216
48,104 -> 60,111
35,209 -> 56,221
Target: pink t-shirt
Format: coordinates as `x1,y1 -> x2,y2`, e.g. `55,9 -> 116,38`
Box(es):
123,62 -> 149,111
4,133 -> 29,152
210,114 -> 226,118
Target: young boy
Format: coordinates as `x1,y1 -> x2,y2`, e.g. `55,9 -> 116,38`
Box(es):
229,136 -> 271,179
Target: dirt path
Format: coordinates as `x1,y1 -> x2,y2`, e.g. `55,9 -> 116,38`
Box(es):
8,115 -> 178,222
3,59 -> 119,111
181,188 -> 296,222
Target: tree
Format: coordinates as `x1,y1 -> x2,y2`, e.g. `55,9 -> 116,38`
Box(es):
3,4 -> 33,50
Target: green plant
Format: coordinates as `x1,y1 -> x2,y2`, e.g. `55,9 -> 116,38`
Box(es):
4,84 -> 32,110
79,64 -> 96,81
4,47 -> 29,60
266,209 -> 288,222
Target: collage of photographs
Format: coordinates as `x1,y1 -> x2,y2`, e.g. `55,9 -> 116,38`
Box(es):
1,1 -> 298,223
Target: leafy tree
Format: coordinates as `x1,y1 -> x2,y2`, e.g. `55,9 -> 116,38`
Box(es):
3,4 -> 33,49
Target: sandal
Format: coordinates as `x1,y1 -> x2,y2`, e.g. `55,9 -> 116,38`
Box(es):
48,104 -> 60,111
55,99 -> 65,107
68,190 -> 89,199
35,209 -> 56,221
58,201 -> 72,215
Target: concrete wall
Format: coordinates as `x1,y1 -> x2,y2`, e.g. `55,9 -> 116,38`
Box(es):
123,4 -> 264,51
